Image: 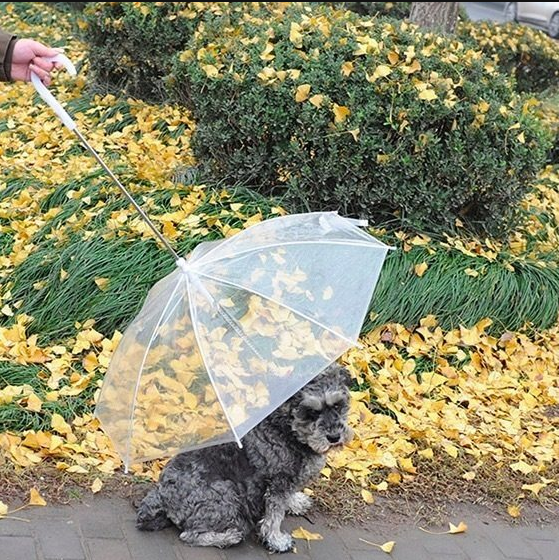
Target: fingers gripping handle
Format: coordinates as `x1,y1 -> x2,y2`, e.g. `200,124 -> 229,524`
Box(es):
30,53 -> 77,131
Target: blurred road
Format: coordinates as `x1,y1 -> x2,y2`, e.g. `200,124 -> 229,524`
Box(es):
461,1 -> 506,22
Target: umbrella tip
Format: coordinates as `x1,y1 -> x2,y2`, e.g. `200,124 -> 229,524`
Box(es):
176,258 -> 191,274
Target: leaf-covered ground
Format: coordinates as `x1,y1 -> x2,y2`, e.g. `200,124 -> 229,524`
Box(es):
1,2 -> 559,519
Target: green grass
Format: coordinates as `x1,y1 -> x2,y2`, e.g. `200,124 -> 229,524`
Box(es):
366,243 -> 559,333
0,361 -> 98,432
2,179 -> 281,342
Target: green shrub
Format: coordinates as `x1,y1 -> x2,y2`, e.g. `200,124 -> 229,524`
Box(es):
81,2 -> 291,101
170,5 -> 550,234
334,2 -> 412,18
457,21 -> 559,93
538,90 -> 559,164
81,2 -> 214,101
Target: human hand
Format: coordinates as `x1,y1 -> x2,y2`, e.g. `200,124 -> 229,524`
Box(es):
10,39 -> 61,85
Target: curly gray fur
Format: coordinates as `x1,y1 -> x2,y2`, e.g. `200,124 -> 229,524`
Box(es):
136,363 -> 353,553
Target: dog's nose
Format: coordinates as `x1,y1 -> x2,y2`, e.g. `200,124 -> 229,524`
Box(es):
327,434 -> 340,444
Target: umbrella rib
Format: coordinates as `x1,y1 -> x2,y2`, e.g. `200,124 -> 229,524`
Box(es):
195,239 -> 387,270
191,211 -> 388,266
192,271 -> 359,349
124,276 -> 184,469
185,275 -> 244,449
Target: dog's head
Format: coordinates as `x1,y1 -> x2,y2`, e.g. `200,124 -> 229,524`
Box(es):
289,364 -> 353,454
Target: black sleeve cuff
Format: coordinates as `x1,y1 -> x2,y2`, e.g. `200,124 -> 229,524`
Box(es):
4,36 -> 18,81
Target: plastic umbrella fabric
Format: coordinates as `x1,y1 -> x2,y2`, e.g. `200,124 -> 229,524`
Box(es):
31,56 -> 390,470
95,212 -> 389,467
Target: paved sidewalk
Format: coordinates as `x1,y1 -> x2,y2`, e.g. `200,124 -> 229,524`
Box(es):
1,496 -> 559,560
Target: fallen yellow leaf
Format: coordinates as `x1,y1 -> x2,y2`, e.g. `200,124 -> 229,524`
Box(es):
449,522 -> 468,534
0,500 -> 7,517
309,94 -> 324,108
51,413 -> 72,435
341,61 -> 354,76
414,262 -> 428,277
94,277 -> 109,291
522,482 -> 546,496
295,84 -> 311,103
510,460 -> 535,475
333,103 -> 350,124
29,488 -> 47,507
507,504 -> 521,518
91,478 -> 103,494
359,538 -> 396,553
418,89 -> 438,101
26,393 -> 43,412
361,489 -> 374,504
420,521 -> 467,535
292,527 -> 323,542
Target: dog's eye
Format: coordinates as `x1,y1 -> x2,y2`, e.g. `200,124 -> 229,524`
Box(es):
304,408 -> 320,421
332,402 -> 343,412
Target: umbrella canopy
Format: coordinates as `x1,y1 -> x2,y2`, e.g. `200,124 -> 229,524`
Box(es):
95,212 -> 390,469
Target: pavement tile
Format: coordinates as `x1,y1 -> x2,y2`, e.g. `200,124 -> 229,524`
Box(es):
73,508 -> 124,540
0,536 -> 37,560
121,519 -> 181,560
175,542 -> 226,560
35,519 -> 85,560
86,537 -> 132,560
482,526 -> 542,559
0,517 -> 34,536
525,538 -> 559,560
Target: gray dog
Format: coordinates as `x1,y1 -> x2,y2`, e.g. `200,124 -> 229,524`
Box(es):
136,363 -> 353,553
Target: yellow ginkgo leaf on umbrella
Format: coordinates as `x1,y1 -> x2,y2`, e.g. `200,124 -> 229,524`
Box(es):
292,527 -> 323,542
359,538 -> 395,553
29,488 -> 47,506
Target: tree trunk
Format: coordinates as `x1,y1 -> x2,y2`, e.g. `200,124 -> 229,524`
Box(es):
409,2 -> 459,33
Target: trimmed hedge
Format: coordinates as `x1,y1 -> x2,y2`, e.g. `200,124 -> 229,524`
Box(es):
81,2 -> 291,101
170,4 -> 550,234
457,21 -> 559,93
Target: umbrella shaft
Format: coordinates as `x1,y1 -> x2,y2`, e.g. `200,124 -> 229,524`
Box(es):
73,129 -> 180,262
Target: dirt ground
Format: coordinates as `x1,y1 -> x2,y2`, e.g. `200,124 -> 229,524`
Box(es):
2,456 -> 558,530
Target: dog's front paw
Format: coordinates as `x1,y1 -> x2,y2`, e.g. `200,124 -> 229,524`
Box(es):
286,492 -> 313,516
263,532 -> 295,554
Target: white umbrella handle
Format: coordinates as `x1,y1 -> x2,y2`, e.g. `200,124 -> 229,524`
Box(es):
30,53 -> 77,131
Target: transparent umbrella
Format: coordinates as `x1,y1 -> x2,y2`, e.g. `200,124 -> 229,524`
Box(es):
32,56 -> 391,470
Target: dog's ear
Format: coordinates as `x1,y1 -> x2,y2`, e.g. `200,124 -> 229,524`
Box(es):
337,366 -> 352,388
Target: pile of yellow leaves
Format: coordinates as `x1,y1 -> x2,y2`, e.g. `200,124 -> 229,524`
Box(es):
337,317 -> 559,492
1,3 -> 559,515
